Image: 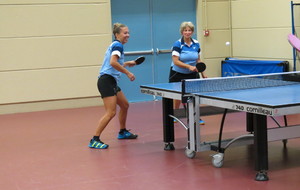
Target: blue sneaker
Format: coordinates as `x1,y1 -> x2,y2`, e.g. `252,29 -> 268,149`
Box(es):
199,119 -> 205,125
118,129 -> 138,139
88,139 -> 109,149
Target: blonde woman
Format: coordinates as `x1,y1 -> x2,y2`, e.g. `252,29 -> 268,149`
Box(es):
169,21 -> 207,124
89,23 -> 138,149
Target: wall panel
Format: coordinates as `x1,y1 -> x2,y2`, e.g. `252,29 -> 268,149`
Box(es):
200,0 -> 231,74
1,66 -> 100,104
201,58 -> 224,78
0,35 -> 111,71
0,0 -> 106,4
232,29 -> 292,59
0,3 -> 110,37
205,1 -> 230,30
231,0 -> 290,28
202,30 -> 231,58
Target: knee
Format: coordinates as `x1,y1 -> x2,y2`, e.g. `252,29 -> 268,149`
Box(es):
121,102 -> 129,111
106,110 -> 116,118
119,101 -> 129,111
123,102 -> 129,110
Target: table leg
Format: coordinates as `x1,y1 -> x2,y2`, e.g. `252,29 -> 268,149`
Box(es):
246,113 -> 254,133
186,96 -> 200,152
162,98 -> 175,150
253,114 -> 269,181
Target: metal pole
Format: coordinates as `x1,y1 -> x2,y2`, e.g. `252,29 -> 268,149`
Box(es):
291,1 -> 296,71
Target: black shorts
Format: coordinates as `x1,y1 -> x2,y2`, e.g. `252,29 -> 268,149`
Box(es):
169,67 -> 200,82
97,74 -> 121,98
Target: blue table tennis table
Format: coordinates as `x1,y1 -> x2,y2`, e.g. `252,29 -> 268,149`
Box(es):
140,71 -> 300,181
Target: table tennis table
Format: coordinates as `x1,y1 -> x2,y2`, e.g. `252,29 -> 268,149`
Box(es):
140,71 -> 300,181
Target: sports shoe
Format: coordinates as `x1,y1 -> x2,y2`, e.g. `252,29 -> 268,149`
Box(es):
88,139 -> 109,149
199,119 -> 205,125
118,129 -> 138,139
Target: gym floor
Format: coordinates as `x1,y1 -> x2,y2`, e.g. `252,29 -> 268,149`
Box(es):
1,101 -> 300,190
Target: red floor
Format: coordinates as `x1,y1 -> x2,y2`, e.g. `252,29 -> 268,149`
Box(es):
1,101 -> 300,190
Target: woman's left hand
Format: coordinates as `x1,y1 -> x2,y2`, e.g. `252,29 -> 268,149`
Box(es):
201,72 -> 208,78
124,61 -> 136,67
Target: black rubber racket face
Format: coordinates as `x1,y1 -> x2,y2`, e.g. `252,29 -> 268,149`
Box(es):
196,62 -> 206,72
135,56 -> 145,65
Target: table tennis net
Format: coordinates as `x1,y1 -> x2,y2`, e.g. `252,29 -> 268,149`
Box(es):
182,72 -> 300,94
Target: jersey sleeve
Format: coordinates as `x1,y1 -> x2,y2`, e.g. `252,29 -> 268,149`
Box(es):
172,41 -> 181,57
111,43 -> 123,58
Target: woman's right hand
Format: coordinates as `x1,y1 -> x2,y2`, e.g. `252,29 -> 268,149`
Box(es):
126,72 -> 135,81
188,65 -> 197,72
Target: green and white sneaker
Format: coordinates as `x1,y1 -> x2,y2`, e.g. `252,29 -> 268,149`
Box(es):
88,139 -> 109,149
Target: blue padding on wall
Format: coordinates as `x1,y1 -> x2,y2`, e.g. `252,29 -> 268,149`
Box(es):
221,58 -> 289,77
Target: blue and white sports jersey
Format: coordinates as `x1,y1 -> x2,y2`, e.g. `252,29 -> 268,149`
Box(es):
99,40 -> 125,82
171,37 -> 201,74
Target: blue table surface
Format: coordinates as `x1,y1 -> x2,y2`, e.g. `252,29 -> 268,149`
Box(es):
141,83 -> 300,107
141,82 -> 182,92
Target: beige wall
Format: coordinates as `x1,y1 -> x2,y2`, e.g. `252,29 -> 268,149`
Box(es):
199,0 -> 298,78
231,0 -> 291,59
198,0 -> 231,78
0,0 -> 111,114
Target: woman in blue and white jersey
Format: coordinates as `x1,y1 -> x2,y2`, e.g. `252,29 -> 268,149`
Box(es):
169,21 -> 207,124
88,23 -> 138,149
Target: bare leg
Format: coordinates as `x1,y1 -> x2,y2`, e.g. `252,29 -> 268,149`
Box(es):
174,99 -> 181,109
115,91 -> 138,139
94,96 -> 117,136
116,91 -> 129,130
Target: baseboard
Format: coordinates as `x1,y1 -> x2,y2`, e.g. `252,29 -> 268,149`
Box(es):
0,97 -> 103,114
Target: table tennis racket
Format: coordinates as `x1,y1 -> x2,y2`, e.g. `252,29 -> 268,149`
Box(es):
196,62 -> 206,72
135,56 -> 145,65
288,33 -> 300,52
